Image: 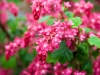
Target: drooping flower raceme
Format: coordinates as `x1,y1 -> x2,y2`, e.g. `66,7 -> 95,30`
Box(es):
31,0 -> 62,20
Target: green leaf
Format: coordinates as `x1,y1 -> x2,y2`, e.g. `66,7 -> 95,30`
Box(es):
77,43 -> 89,53
46,52 -> 58,64
47,18 -> 55,25
23,54 -> 34,62
92,49 -> 100,59
69,17 -> 82,28
19,49 -> 27,56
73,0 -> 79,2
38,15 -> 55,25
60,40 -> 67,47
51,40 -> 73,64
38,15 -> 51,23
0,30 -> 6,43
67,63 -> 74,68
19,49 -> 37,66
7,19 -> 18,32
33,49 -> 37,57
62,6 -> 65,11
88,36 -> 100,48
7,0 -> 20,4
7,16 -> 27,38
76,53 -> 88,63
81,60 -> 93,73
65,11 -> 74,18
84,28 -> 92,33
76,43 -> 89,63
1,56 -> 16,68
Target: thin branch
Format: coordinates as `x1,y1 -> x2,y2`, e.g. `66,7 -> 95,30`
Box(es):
0,23 -> 11,39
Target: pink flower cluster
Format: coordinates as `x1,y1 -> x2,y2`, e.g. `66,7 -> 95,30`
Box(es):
93,56 -> 100,75
74,70 -> 86,75
5,37 -> 23,60
21,57 -> 51,75
9,2 -> 18,16
31,0 -> 62,20
73,0 -> 93,15
0,67 -> 13,75
0,0 -> 18,24
21,59 -> 86,75
54,63 -> 72,75
36,21 -> 78,58
67,0 -> 100,32
82,13 -> 100,31
5,30 -> 33,60
0,12 -> 8,25
26,0 -> 32,3
54,63 -> 86,75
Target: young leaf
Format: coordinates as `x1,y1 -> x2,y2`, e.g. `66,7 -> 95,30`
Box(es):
47,18 -> 55,25
38,15 -> 50,23
84,28 -> 92,33
88,36 -> 100,48
65,11 -> 74,18
69,17 -> 82,28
